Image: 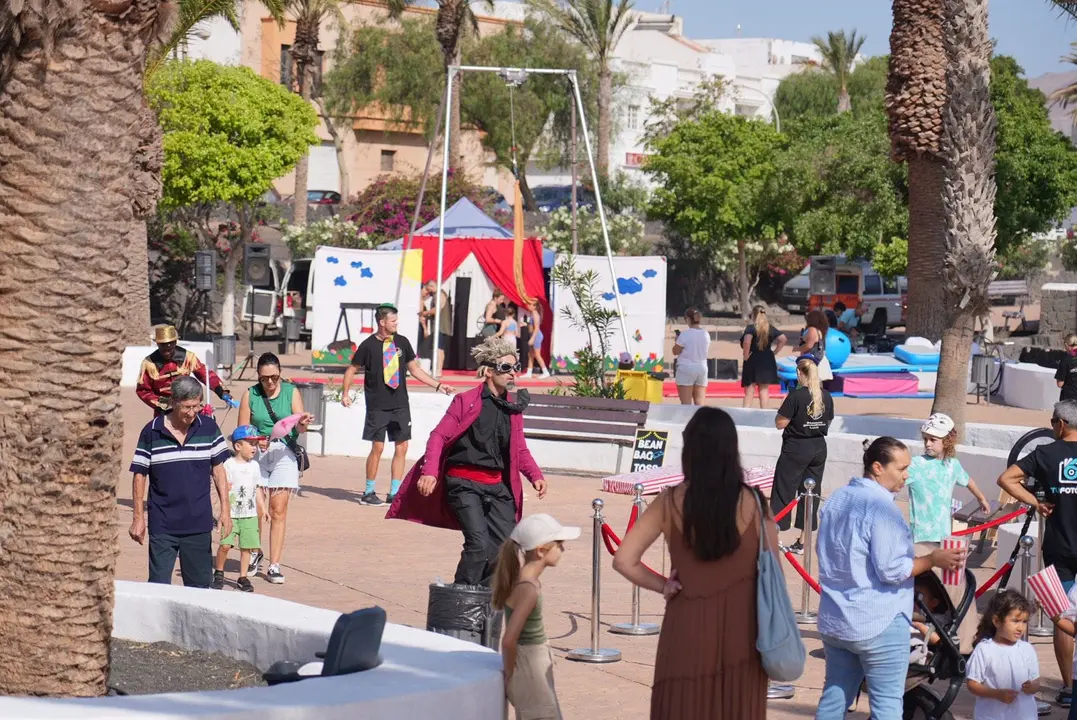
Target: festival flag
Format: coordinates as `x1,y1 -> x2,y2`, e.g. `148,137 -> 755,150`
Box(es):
941,536 -> 968,586
1029,564 -> 1070,619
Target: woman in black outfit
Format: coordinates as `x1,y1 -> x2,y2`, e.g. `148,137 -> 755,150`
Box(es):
741,305 -> 787,409
771,355 -> 834,554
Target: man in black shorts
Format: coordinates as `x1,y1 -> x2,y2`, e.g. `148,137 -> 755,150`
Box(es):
342,303 -> 454,506
998,399 -> 1077,708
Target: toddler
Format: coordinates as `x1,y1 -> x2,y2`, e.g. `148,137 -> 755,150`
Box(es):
213,425 -> 267,592
966,590 -> 1040,719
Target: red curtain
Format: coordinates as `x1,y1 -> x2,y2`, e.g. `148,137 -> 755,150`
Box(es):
405,236 -> 552,360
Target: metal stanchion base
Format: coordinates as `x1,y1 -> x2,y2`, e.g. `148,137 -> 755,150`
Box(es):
566,647 -> 621,663
796,611 -> 818,625
767,682 -> 796,700
1037,700 -> 1051,715
1029,625 -> 1054,638
609,622 -> 660,636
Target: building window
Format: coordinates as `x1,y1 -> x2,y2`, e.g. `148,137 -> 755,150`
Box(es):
380,150 -> 396,172
627,105 -> 640,130
280,44 -> 292,89
279,45 -> 325,94
734,103 -> 757,117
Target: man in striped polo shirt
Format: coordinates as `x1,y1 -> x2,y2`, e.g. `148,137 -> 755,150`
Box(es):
129,376 -> 233,587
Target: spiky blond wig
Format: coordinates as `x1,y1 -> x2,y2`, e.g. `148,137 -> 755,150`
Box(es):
471,336 -> 519,378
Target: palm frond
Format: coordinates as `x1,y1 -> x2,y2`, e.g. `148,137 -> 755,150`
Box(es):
525,0 -> 633,60
286,0 -> 346,28
1049,1 -> 1077,20
145,0 -> 240,81
1049,43 -> 1077,109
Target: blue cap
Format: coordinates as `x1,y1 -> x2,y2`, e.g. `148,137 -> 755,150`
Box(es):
231,425 -> 265,443
795,353 -> 820,366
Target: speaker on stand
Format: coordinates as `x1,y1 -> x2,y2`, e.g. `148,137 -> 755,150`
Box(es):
809,256 -> 837,296
235,244 -> 273,380
194,250 -> 216,337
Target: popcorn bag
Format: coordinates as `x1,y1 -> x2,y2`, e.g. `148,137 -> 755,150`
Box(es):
1028,565 -> 1070,619
942,536 -> 968,586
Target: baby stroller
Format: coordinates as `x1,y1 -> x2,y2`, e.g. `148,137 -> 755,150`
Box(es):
902,568 -> 977,719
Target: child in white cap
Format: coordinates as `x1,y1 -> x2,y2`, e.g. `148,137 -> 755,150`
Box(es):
492,514 -> 580,720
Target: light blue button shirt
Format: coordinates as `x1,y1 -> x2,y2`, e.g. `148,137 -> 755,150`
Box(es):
817,476 -> 915,642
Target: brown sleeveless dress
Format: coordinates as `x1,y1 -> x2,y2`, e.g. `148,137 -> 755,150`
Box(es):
651,491 -> 768,719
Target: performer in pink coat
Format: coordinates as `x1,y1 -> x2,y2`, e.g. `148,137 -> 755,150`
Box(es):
386,337 -> 547,585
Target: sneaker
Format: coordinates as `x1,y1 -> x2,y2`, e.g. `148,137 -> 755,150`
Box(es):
521,371 -> 532,378
359,492 -> 384,506
237,576 -> 254,593
211,570 -> 225,590
386,493 -> 396,506
266,565 -> 285,584
541,371 -> 551,378
248,549 -> 264,575
1057,688 -> 1072,707
789,539 -> 804,555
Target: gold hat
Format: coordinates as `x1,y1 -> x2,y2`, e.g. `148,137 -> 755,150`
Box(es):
154,325 -> 178,344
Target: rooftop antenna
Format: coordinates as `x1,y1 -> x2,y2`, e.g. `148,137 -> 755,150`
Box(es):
658,0 -> 670,13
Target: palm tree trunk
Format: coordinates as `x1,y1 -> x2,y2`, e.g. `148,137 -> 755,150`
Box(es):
905,156 -> 949,341
292,62 -> 313,227
737,238 -> 750,320
446,46 -> 462,173
124,106 -> 164,344
598,66 -> 613,177
837,84 -> 852,113
0,0 -> 161,696
314,97 -> 350,201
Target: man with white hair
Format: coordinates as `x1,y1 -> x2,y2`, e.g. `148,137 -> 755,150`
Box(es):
386,336 -> 547,586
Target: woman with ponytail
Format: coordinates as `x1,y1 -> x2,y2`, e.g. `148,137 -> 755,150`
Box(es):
494,514 -> 579,720
771,355 -> 833,554
741,305 -> 786,409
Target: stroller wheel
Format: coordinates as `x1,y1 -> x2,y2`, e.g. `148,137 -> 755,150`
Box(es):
902,686 -> 954,720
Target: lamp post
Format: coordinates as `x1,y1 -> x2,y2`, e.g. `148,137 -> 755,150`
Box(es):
735,84 -> 781,133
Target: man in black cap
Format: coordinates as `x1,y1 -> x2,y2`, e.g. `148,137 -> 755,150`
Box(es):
342,303 -> 455,506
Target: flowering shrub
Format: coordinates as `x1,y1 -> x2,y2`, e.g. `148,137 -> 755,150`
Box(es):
283,216 -> 374,259
538,206 -> 648,256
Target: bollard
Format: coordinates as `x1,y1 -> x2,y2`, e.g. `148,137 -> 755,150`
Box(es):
611,484 -> 661,637
796,479 -> 818,625
567,499 -> 622,663
1029,491 -> 1053,638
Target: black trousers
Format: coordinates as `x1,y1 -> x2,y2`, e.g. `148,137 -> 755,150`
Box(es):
444,475 -> 516,586
148,532 -> 213,588
771,437 -> 828,532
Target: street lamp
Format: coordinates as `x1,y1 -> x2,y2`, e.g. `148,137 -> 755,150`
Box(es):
736,85 -> 781,134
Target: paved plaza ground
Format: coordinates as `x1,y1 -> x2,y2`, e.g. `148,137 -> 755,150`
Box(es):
114,375 -> 1067,718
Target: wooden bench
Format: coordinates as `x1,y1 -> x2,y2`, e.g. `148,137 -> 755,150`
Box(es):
523,394 -> 650,474
987,280 -> 1031,333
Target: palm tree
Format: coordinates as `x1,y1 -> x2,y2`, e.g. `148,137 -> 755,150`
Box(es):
933,0 -> 998,434
0,0 -> 166,697
1048,43 -> 1077,112
886,0 -> 949,341
286,0 -> 345,226
810,29 -> 866,113
526,0 -> 634,176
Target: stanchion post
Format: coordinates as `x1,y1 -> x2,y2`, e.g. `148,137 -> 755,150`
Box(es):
1019,535 -> 1035,641
1029,491 -> 1052,637
611,484 -> 660,637
567,499 -> 622,663
797,478 -> 818,625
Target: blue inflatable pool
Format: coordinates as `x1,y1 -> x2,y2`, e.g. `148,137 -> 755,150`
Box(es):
894,344 -> 940,368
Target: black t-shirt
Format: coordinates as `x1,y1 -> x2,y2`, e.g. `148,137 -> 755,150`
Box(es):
777,386 -> 834,440
1057,355 -> 1077,402
447,388 -> 511,470
1016,440 -> 1077,558
742,325 -> 781,357
350,333 -> 416,411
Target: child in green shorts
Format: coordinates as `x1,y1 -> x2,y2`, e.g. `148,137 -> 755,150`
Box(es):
213,425 -> 267,592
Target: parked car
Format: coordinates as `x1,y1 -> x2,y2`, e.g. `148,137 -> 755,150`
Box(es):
241,257 -> 314,341
782,258 -> 907,329
531,184 -> 596,213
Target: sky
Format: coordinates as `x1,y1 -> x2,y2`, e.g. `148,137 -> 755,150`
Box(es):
662,0 -> 1076,79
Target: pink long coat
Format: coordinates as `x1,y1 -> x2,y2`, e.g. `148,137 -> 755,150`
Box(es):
384,384 -> 544,530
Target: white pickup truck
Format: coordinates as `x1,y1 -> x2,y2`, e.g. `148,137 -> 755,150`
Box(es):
781,261 -> 907,328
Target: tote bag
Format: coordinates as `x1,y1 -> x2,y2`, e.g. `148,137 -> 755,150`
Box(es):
751,491 -> 806,681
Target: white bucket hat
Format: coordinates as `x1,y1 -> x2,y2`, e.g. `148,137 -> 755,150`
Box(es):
510,514 -> 581,551
921,413 -> 955,439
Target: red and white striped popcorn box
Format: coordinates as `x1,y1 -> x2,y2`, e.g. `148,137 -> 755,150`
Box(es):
942,536 -> 968,586
1029,565 -> 1070,619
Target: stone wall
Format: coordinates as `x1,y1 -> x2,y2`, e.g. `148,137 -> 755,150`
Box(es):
1038,283 -> 1077,344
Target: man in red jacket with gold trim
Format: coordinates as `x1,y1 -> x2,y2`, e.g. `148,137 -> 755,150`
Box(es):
136,325 -> 233,415
386,336 -> 547,586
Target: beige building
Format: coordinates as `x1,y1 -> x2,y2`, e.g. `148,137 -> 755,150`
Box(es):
212,0 -> 523,200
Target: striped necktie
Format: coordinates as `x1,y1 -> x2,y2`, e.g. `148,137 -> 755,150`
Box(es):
383,338 -> 400,389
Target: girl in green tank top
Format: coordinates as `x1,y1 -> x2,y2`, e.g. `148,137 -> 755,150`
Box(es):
492,514 -> 580,720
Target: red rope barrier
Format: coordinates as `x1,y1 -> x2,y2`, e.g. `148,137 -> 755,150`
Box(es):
783,551 -> 821,595
976,561 -> 1013,599
773,496 -> 799,524
952,507 -> 1029,537
599,522 -> 660,575
628,503 -> 640,530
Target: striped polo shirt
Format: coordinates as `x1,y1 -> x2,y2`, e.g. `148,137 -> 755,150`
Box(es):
130,414 -> 230,535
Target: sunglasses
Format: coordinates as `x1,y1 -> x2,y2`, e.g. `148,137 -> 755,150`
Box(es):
487,362 -> 521,374
259,373 -> 281,383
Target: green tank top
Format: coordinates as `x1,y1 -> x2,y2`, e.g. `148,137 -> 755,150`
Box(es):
504,592 -> 546,645
248,382 -> 297,441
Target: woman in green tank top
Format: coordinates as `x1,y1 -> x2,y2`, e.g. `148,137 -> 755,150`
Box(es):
492,514 -> 580,720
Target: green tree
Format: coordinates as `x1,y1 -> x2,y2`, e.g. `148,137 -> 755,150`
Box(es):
775,55 -> 888,122
810,29 -> 867,113
872,237 -> 909,278
147,60 -> 317,336
646,112 -> 785,318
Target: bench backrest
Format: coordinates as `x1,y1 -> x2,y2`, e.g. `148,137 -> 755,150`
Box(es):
987,280 -> 1029,297
524,393 -> 650,442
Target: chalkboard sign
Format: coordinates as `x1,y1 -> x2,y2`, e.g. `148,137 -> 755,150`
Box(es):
631,429 -> 669,472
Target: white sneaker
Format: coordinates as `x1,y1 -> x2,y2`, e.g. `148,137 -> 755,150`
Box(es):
522,371 -> 532,378
266,564 -> 285,584
541,371 -> 551,378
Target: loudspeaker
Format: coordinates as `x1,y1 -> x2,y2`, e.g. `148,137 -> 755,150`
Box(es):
243,244 -> 273,288
194,250 -> 216,292
809,255 -> 837,296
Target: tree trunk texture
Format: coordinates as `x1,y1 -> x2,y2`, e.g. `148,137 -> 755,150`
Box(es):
519,172 -> 536,213
905,156 -> 949,341
314,97 -> 350,201
737,238 -> 749,320
123,107 -> 164,345
436,1 -> 466,173
292,62 -> 313,227
598,67 -> 612,177
0,0 -> 163,697
837,85 -> 852,113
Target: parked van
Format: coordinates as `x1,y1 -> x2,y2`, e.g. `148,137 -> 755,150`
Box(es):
241,257 -> 314,340
781,258 -> 906,329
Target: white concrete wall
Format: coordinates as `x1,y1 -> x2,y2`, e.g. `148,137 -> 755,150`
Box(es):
0,582 -> 504,720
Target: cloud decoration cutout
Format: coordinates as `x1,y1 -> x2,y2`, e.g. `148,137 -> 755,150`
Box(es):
360,267 -> 374,278
601,292 -> 616,301
642,269 -> 657,278
350,261 -> 363,268
334,276 -> 347,287
616,277 -> 643,295
326,256 -> 339,264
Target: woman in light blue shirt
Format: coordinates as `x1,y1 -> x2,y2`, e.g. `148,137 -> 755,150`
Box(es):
815,437 -> 965,719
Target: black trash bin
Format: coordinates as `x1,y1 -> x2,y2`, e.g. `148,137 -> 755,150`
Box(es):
426,583 -> 503,650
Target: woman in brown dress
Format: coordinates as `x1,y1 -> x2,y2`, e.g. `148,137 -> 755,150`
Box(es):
613,407 -> 778,720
